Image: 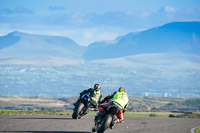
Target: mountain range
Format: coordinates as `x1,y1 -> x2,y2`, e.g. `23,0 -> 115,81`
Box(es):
0,21 -> 200,62
0,31 -> 86,60
0,21 -> 200,97
84,22 -> 200,60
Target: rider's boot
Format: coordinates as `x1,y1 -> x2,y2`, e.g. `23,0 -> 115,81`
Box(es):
110,117 -> 120,129
91,126 -> 96,132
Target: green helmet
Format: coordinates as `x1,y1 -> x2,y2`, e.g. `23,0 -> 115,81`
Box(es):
119,87 -> 127,93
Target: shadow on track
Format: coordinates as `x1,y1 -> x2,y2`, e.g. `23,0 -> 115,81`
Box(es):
0,131 -> 91,133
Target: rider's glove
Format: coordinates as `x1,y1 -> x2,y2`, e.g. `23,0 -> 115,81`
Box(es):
123,109 -> 126,113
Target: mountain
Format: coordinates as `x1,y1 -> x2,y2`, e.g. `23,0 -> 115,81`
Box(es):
0,31 -> 86,60
84,22 -> 200,60
0,22 -> 200,97
1,22 -> 200,62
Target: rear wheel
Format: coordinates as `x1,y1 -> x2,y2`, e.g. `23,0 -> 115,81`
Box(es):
97,114 -> 112,133
72,102 -> 84,119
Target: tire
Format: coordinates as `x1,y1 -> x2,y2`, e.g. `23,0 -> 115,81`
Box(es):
72,102 -> 84,119
97,114 -> 112,133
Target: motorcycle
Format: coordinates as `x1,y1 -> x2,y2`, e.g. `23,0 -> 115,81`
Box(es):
92,102 -> 123,133
72,93 -> 95,119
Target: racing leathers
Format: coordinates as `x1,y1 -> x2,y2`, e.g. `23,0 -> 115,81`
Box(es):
98,91 -> 129,123
75,88 -> 102,108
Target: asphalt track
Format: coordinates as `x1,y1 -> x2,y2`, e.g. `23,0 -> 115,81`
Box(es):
0,114 -> 200,133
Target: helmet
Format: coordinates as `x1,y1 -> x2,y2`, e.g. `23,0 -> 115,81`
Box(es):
119,87 -> 126,93
94,84 -> 101,90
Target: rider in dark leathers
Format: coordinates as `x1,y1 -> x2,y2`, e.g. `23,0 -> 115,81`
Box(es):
74,84 -> 102,109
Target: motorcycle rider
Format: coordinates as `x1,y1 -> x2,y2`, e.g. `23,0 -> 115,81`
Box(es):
74,84 -> 102,109
94,87 -> 129,125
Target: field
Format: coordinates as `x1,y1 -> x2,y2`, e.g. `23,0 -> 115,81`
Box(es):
0,96 -> 199,118
1,110 -> 200,119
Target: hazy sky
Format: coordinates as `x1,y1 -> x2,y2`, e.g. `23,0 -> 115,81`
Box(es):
0,0 -> 200,45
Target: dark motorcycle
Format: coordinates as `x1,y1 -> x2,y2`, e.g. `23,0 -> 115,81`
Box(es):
72,93 -> 95,119
92,102 -> 123,133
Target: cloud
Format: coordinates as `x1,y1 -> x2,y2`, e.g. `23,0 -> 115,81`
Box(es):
0,8 -> 14,15
14,7 -> 34,14
70,12 -> 88,24
83,30 -> 94,39
1,8 -> 199,31
140,11 -> 151,18
164,6 -> 176,13
1,6 -> 200,46
0,7 -> 33,15
44,27 -> 124,46
158,6 -> 176,13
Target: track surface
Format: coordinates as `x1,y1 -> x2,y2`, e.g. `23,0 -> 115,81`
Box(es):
0,114 -> 200,133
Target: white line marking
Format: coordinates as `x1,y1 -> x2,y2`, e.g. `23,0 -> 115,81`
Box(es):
191,126 -> 200,133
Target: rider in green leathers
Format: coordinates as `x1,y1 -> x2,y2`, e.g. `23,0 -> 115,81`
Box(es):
96,87 -> 129,123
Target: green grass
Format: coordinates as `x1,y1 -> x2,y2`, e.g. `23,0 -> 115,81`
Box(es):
1,110 -> 199,118
85,111 -> 186,118
196,128 -> 200,133
0,110 -> 185,118
124,111 -> 184,118
0,110 -> 73,115
88,110 -> 184,118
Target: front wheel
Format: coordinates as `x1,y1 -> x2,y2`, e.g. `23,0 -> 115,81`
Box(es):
72,102 -> 84,119
97,114 -> 112,133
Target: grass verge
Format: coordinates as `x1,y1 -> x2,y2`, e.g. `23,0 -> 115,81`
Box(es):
1,110 -> 199,118
196,128 -> 200,133
0,110 -> 73,115
124,111 -> 186,118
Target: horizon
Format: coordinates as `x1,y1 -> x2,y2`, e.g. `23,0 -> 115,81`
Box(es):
2,21 -> 200,46
0,0 -> 200,46
0,18 -> 200,98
